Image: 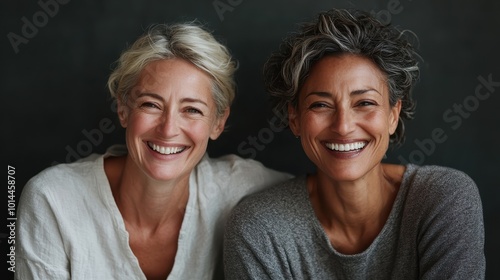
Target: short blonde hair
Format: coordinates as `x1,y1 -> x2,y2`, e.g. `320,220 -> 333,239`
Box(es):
107,22 -> 236,117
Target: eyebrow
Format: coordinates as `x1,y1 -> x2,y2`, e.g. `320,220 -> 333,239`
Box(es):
180,97 -> 209,107
351,88 -> 382,96
305,88 -> 381,98
137,93 -> 209,107
137,92 -> 164,101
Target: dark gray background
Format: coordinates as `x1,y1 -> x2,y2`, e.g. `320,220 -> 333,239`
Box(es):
2,0 -> 499,278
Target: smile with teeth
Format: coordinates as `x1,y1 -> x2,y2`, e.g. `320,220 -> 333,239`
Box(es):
325,141 -> 367,152
148,142 -> 186,155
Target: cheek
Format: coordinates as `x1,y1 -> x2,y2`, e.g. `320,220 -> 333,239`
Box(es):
364,110 -> 381,122
362,110 -> 393,135
185,120 -> 214,141
126,113 -> 158,135
300,112 -> 326,133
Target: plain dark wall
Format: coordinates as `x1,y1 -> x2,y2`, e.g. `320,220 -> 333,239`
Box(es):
2,0 -> 499,278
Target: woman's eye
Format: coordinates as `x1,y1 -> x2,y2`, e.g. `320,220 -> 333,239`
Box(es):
357,101 -> 376,107
309,102 -> 330,110
140,102 -> 160,109
186,107 -> 203,115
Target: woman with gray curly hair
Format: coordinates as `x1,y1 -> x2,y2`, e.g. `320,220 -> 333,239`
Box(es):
224,9 -> 485,279
16,23 -> 291,280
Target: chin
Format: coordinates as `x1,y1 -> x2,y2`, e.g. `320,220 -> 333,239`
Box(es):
321,165 -> 371,183
143,164 -> 185,181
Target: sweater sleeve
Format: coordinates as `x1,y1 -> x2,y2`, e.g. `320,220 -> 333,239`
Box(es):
15,173 -> 70,280
415,168 -> 485,280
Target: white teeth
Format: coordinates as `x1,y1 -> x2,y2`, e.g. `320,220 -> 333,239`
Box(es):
325,142 -> 366,152
150,143 -> 185,155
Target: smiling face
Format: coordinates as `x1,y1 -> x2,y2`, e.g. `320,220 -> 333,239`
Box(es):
289,54 -> 401,183
117,58 -> 228,183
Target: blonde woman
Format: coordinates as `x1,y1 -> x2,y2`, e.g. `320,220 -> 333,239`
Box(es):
16,23 -> 291,280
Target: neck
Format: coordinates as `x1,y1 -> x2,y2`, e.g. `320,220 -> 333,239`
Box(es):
308,163 -> 404,253
105,155 -> 190,232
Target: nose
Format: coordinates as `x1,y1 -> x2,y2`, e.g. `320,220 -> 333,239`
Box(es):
156,109 -> 181,138
331,107 -> 355,136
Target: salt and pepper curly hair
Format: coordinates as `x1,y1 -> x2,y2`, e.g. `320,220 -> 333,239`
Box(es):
107,22 -> 236,117
264,9 -> 420,146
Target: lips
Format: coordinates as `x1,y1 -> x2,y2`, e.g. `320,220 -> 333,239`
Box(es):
147,142 -> 187,155
325,141 -> 367,152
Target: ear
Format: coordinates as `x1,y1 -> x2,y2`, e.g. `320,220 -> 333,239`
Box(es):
389,100 -> 402,135
117,99 -> 129,128
288,103 -> 300,137
209,108 -> 230,140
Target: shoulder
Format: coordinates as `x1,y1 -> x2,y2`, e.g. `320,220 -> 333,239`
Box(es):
195,153 -> 293,191
201,153 -> 284,176
22,155 -> 101,200
405,164 -> 479,197
227,176 -> 306,229
403,164 -> 482,218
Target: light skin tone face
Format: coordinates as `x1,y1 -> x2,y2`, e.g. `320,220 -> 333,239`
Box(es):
117,58 -> 228,186
111,58 -> 229,278
289,54 -> 401,184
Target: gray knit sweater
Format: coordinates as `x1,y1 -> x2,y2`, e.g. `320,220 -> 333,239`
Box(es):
224,164 -> 485,279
